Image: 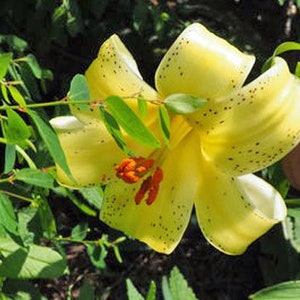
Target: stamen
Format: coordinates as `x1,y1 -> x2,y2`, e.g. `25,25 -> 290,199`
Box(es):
134,168 -> 164,205
115,157 -> 154,184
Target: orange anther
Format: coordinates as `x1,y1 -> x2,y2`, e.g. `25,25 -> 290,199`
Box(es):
115,157 -> 154,184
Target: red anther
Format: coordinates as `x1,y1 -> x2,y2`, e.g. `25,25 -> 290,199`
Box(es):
135,176 -> 152,205
134,167 -> 164,205
115,157 -> 154,184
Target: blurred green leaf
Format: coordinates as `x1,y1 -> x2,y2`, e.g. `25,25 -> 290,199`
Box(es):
138,97 -> 148,118
14,168 -> 54,188
164,94 -> 207,115
78,280 -> 95,300
0,237 -> 67,279
28,109 -> 72,177
249,281 -> 300,299
86,243 -> 107,269
105,96 -> 160,148
126,278 -> 145,300
0,52 -> 13,79
0,194 -> 18,235
4,144 -> 16,173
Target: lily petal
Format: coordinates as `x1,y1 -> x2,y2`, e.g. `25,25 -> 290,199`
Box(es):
100,130 -> 200,254
195,159 -> 287,255
72,34 -> 159,123
50,116 -> 125,187
155,23 -> 255,99
192,57 -> 300,175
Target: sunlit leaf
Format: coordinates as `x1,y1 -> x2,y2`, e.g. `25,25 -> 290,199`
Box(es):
105,96 -> 160,148
4,144 -> 16,173
126,278 -> 144,300
0,194 -> 18,235
146,281 -> 157,300
249,281 -> 300,299
164,93 -> 207,115
0,237 -> 67,279
137,96 -> 148,118
69,74 -> 90,111
8,86 -> 26,107
14,168 -> 54,188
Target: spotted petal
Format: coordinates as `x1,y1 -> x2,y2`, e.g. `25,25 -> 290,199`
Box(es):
72,34 -> 159,124
50,116 -> 125,187
191,57 -> 300,175
155,23 -> 255,99
100,130 -> 200,254
195,158 -> 287,255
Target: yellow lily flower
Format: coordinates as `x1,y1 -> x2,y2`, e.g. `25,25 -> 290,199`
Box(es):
50,23 -> 300,255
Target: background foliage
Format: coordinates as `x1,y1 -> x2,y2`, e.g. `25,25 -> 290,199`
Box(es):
1,0 -> 300,299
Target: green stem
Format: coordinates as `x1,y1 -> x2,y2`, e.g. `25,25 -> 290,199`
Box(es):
0,189 -> 34,203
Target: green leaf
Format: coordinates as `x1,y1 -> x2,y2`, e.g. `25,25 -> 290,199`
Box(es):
0,194 -> 18,235
100,107 -> 134,156
3,109 -> 30,145
14,168 -> 54,188
71,222 -> 89,241
78,187 -> 103,210
0,53 -> 13,79
137,97 -> 148,118
105,96 -> 160,148
167,267 -> 198,300
249,281 -> 300,299
8,86 -> 26,107
146,281 -> 157,300
69,74 -> 90,111
28,110 -> 72,177
26,54 -> 42,79
161,276 -> 173,300
262,42 -> 300,72
4,144 -> 16,173
0,237 -> 67,279
158,105 -> 170,146
126,278 -> 145,300
164,94 -> 207,115
295,62 -> 300,78
1,84 -> 10,103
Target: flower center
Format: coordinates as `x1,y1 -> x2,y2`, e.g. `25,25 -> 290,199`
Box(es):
115,157 -> 163,205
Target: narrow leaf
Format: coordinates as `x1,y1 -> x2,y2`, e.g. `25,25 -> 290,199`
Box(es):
262,42 -> 300,72
146,281 -> 157,300
295,62 -> 300,79
105,96 -> 160,148
161,276 -> 173,300
8,86 -> 26,107
4,144 -> 16,173
0,194 -> 18,235
137,97 -> 148,118
100,107 -> 133,156
0,53 -> 13,79
164,94 -> 207,115
158,105 -> 170,146
28,110 -> 72,177
14,168 -> 54,188
249,281 -> 300,299
25,54 -> 42,79
69,74 -> 90,111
